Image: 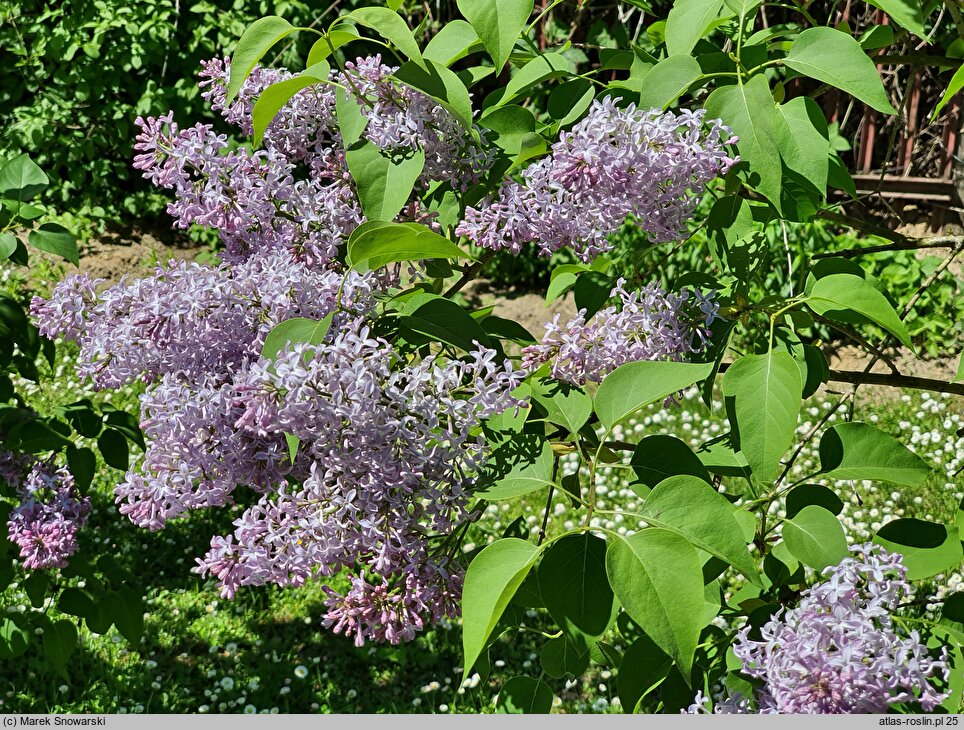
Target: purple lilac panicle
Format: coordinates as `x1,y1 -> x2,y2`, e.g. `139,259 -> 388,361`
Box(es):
687,544 -> 949,714
521,278 -> 718,385
5,458 -> 91,570
457,98 -> 737,261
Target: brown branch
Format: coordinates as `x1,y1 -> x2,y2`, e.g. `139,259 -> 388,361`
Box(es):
443,250 -> 496,298
717,362 -> 964,396
812,236 -> 964,259
808,312 -> 900,374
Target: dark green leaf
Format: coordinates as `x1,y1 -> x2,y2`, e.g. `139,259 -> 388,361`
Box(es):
400,296 -> 491,351
0,154 -> 49,201
630,435 -> 711,490
24,572 -> 47,608
617,634 -> 671,713
865,0 -> 925,38
67,446 -> 96,494
98,428 -> 129,471
0,617 -> 30,660
28,223 -> 78,265
394,59 -> 473,127
774,97 -> 829,196
43,619 -> 78,676
496,675 -> 554,714
547,79 -> 594,127
875,520 -> 963,580
785,484 -> 843,519
541,635 -> 589,679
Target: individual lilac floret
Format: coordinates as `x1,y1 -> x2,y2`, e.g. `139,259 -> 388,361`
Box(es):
6,463 -> 91,570
692,544 -> 949,714
457,98 -> 738,261
522,278 -> 718,385
685,691 -> 753,714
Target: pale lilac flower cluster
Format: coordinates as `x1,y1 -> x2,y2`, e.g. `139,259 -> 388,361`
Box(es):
4,456 -> 91,570
457,98 -> 737,261
688,544 -> 950,714
522,278 -> 718,385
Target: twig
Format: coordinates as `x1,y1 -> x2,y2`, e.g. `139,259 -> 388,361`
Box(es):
716,363 -> 964,396
808,312 -> 901,374
812,236 -> 964,259
443,250 -> 496,298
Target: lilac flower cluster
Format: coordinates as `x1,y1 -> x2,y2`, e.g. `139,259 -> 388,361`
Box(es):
3,453 -> 91,570
688,544 -> 950,714
457,98 -> 737,261
522,278 -> 718,385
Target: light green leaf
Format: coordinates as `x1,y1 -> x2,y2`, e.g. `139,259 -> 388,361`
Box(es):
665,0 -> 726,56
774,96 -> 829,196
722,350 -> 802,482
784,27 -> 897,115
606,529 -> 704,677
954,352 -> 963,383
457,0 -> 534,72
808,273 -> 913,349
346,221 -> 472,270
476,435 -> 555,500
335,86 -> 369,148
595,360 -> 715,430
462,538 -> 541,682
723,0 -> 762,18
345,141 -> 425,221
0,232 -> 17,260
865,0 -> 925,38
531,378 -> 592,434
227,16 -> 298,104
637,55 -> 702,110
538,533 -> 618,652
306,29 -> 361,67
932,64 -> 964,122
423,20 -> 480,66
252,64 -> 330,147
782,505 -> 849,570
496,52 -> 570,107
639,475 -> 762,584
875,520 -> 963,580
704,75 -> 783,208
0,154 -> 49,201
818,421 -> 931,486
261,314 -> 334,363
393,58 -> 474,127
544,263 -> 588,304
348,7 -> 424,67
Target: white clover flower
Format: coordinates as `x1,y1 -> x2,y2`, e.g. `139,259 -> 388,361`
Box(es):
294,665 -> 308,679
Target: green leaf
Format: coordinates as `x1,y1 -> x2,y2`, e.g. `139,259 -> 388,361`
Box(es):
808,273 -> 913,349
0,617 -> 30,660
423,20 -> 480,66
865,0 -> 925,38
24,572 -> 47,608
606,529 -> 704,677
531,378 -> 592,434
261,315 -> 333,364
306,29 -> 360,67
640,476 -> 761,584
43,619 -> 78,676
704,75 -> 783,208
774,96 -> 829,196
98,428 -> 129,471
932,64 -> 964,122
461,538 -> 541,682
104,588 -> 145,644
630,435 -> 711,490
476,435 -> 554,500
544,263 -> 588,304
335,86 -> 369,147
722,350 -> 802,482
496,675 -> 554,714
0,154 -> 49,200
400,296 -> 491,351
538,533 -> 618,652
393,59 -> 473,127
723,0 -> 762,17
481,316 -> 535,344
348,7 -> 424,67
252,64 -> 330,146
496,52 -> 570,107
784,27 -> 896,115
0,232 -> 17,260
345,142 -> 425,222
955,352 -> 964,383
665,0 -> 726,56
785,484 -> 843,519
28,223 -> 78,265
637,55 -> 702,110
617,634 -> 672,713
480,105 -> 537,154
782,505 -> 849,570
540,635 -> 589,679
818,421 -> 931,486
227,17 -> 298,104
58,587 -> 98,620
595,360 -> 715,430
347,221 -> 472,270
547,79 -> 595,127
457,0 -> 534,72
14,420 -> 71,453
875,520 -> 963,580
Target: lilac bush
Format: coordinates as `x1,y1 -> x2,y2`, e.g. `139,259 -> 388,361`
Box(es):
688,545 -> 950,714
